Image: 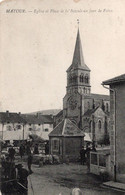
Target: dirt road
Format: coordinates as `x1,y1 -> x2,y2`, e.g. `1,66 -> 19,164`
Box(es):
27,163 -> 123,195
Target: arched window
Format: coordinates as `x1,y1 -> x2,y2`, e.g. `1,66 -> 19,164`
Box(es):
79,74 -> 84,82
84,88 -> 87,94
70,76 -> 73,83
85,75 -> 89,84
106,103 -> 109,112
79,75 -> 81,82
98,120 -> 102,130
81,75 -> 84,82
89,121 -> 93,133
74,75 -> 77,83
88,102 -> 90,109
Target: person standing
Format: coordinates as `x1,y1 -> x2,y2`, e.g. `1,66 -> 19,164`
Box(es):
19,144 -> 25,159
92,144 -> 97,152
45,142 -> 49,155
80,146 -> 86,165
26,142 -> 31,155
8,146 -> 15,161
27,154 -> 33,174
33,144 -> 39,154
16,164 -> 29,194
85,144 -> 91,172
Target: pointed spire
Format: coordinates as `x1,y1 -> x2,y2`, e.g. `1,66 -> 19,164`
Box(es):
72,21 -> 90,71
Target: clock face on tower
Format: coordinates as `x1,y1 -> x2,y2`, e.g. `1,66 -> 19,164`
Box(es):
69,96 -> 78,110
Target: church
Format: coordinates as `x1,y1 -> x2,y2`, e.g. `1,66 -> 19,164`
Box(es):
51,25 -> 110,148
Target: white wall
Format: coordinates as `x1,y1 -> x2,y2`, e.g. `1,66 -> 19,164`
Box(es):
0,122 -> 53,141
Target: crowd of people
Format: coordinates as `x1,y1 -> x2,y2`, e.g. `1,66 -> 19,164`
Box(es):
1,140 -> 96,194
80,143 -> 97,172
1,141 -> 34,194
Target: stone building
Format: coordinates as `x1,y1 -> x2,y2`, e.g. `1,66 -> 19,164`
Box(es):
0,111 -> 26,143
54,26 -> 110,145
22,114 -> 53,140
102,74 -> 125,183
0,111 -> 53,143
49,118 -> 84,161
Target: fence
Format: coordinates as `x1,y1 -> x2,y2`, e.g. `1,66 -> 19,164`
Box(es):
90,151 -> 109,175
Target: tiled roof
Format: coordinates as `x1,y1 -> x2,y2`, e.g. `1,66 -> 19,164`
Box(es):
49,118 -> 84,137
41,115 -> 53,124
49,120 -> 65,136
0,112 -> 26,123
55,110 -> 63,117
102,74 -> 125,85
22,114 -> 53,124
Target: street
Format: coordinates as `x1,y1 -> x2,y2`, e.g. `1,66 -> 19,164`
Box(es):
26,163 -> 123,195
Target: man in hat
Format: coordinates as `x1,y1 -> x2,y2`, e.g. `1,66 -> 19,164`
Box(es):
8,146 -> 15,161
16,164 -> 29,194
85,144 -> 92,172
80,146 -> 86,165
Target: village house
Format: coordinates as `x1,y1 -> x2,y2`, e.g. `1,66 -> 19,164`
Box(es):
102,74 -> 125,183
0,111 -> 26,144
0,111 -> 54,144
49,118 -> 84,161
22,114 -> 53,140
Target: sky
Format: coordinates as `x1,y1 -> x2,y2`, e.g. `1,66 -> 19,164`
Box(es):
0,0 -> 125,113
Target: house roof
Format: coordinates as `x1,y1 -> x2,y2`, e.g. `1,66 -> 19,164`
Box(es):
0,112 -> 26,124
22,114 -> 53,124
49,118 -> 84,137
25,109 -> 61,116
102,74 -> 125,85
67,28 -> 90,72
49,119 -> 65,136
55,110 -> 63,117
41,115 -> 53,124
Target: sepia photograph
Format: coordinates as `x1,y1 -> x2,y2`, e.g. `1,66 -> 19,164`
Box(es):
0,0 -> 125,194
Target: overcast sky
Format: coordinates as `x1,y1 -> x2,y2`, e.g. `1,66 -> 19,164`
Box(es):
0,0 -> 125,113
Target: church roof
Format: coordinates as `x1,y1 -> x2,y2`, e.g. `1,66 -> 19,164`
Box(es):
84,93 -> 109,101
83,107 -> 99,117
67,28 -> 90,72
102,74 -> 125,85
49,118 -> 84,137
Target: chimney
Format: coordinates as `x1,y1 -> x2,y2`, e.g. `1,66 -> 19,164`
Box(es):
18,112 -> 21,116
6,110 -> 9,117
36,113 -> 40,119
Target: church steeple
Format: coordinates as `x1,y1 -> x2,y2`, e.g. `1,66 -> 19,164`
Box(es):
66,23 -> 91,95
72,28 -> 89,71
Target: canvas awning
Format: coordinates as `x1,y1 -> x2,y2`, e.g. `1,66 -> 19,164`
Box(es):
84,133 -> 92,142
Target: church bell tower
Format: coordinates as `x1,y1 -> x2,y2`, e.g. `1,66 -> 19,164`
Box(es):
63,22 -> 91,127
66,25 -> 91,95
